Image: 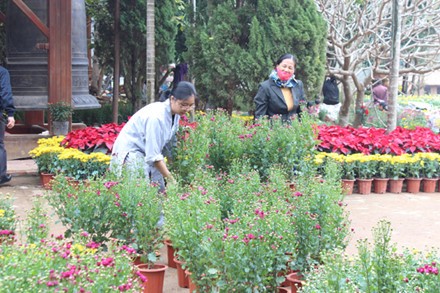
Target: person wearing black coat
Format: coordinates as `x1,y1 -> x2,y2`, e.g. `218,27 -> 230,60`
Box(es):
254,54 -> 306,121
0,66 -> 15,185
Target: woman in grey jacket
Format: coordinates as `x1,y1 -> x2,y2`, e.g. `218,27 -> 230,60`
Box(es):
111,81 -> 197,191
254,54 -> 305,121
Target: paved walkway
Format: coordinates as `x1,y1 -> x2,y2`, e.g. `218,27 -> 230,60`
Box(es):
3,159 -> 440,292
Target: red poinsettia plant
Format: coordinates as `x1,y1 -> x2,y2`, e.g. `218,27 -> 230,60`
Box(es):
61,122 -> 126,154
317,125 -> 440,155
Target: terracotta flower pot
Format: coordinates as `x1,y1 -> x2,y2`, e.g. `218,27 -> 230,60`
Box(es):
341,179 -> 355,195
39,172 -> 55,189
422,178 -> 438,193
185,270 -> 198,293
356,178 -> 373,195
164,239 -> 177,268
373,178 -> 389,194
173,257 -> 189,288
388,178 -> 404,193
286,271 -> 303,293
137,263 -> 168,293
406,178 -> 422,193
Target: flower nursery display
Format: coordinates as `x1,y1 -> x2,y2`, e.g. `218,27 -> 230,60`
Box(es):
29,136 -> 66,174
61,122 -> 126,154
20,107 -> 440,292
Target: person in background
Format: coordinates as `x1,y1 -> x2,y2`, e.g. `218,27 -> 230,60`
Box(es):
0,66 -> 15,185
110,81 -> 197,191
320,76 -> 341,123
254,53 -> 306,121
307,97 -> 321,118
372,78 -> 389,111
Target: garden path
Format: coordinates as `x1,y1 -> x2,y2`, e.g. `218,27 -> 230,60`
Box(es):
3,159 -> 440,292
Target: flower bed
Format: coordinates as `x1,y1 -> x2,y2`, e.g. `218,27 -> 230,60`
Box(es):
317,125 -> 440,155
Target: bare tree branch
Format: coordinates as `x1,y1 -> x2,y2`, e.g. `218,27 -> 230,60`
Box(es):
315,0 -> 440,127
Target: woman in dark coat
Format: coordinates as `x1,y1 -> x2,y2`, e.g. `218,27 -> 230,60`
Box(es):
254,54 -> 306,121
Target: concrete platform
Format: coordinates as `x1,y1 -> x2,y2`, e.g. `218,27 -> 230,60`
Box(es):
7,159 -> 39,176
5,133 -> 50,160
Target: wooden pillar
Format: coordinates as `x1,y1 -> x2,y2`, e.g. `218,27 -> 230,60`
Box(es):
48,0 -> 72,133
48,0 -> 72,105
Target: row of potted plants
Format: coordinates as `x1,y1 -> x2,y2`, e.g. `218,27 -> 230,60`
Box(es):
317,124 -> 440,155
315,152 -> 440,180
31,113 -> 440,185
26,155 -> 350,291
163,160 -> 350,291
29,136 -> 110,181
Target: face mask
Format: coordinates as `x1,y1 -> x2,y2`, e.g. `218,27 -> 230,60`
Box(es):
276,69 -> 293,81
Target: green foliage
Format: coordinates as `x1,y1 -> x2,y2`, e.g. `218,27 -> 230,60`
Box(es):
48,172 -> 164,266
164,166 -> 293,291
293,160 -> 350,272
22,196 -> 50,244
171,111 -> 319,184
398,108 -> 429,130
48,102 -> 73,122
185,0 -> 327,112
0,194 -> 17,240
48,176 -> 116,243
0,236 -> 142,292
301,220 -> 440,292
72,101 -> 133,125
88,0 -> 178,107
165,162 -> 350,290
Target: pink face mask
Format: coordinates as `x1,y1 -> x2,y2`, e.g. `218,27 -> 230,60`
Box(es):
276,69 -> 293,81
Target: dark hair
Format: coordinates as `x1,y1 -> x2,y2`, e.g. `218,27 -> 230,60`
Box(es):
275,54 -> 298,67
171,81 -> 198,101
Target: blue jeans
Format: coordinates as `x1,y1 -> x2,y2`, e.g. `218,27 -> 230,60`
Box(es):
0,116 -> 7,178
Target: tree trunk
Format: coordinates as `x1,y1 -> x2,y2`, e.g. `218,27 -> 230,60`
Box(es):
352,73 -> 366,127
353,89 -> 366,127
90,55 -> 101,96
146,0 -> 155,105
112,0 -> 120,123
338,79 -> 352,127
387,0 -> 402,133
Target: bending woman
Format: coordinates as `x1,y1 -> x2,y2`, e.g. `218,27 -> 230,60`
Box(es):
111,81 -> 197,190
